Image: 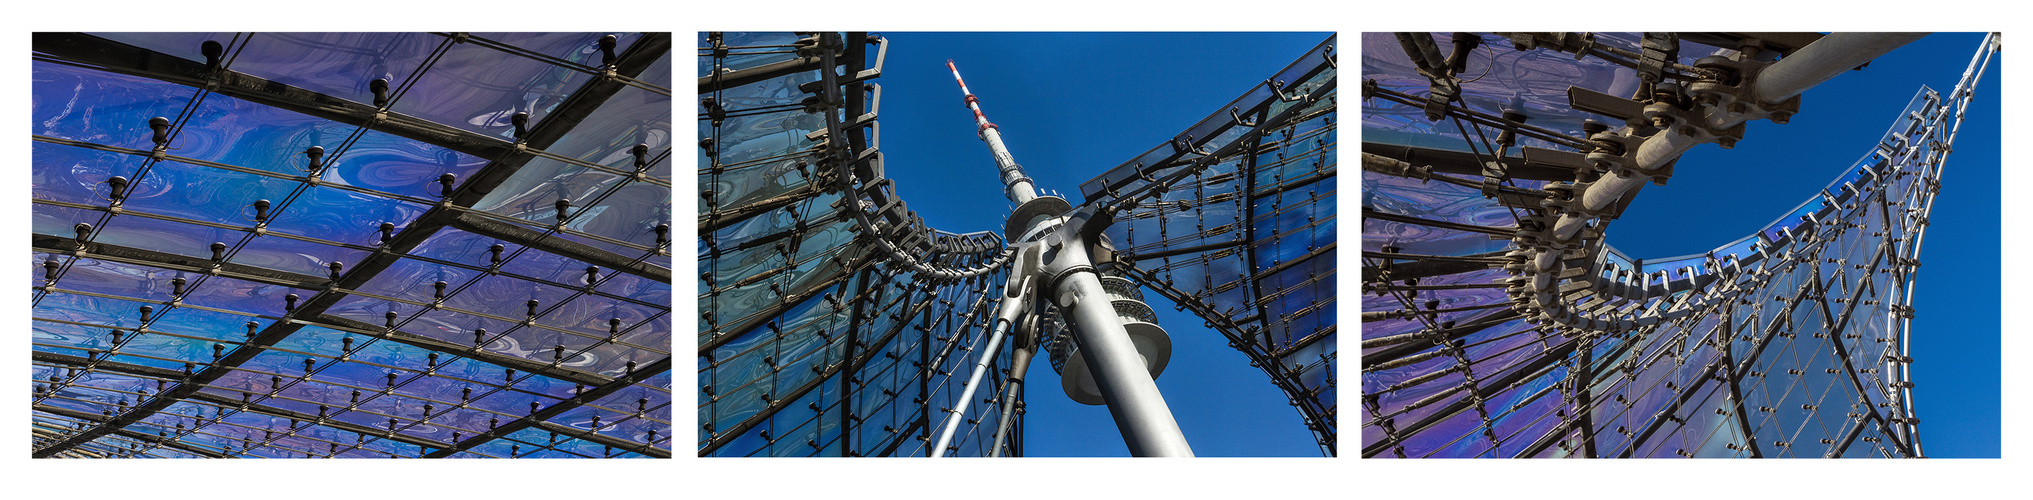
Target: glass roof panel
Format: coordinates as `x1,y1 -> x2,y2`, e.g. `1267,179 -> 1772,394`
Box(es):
32,32 -> 671,459
387,33 -> 627,139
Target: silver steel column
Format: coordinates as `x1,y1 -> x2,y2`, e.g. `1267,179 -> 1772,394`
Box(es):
1753,32 -> 1927,105
930,291 -> 1026,457
1049,238 -> 1194,457
986,346 -> 1033,457
949,58 -> 1191,456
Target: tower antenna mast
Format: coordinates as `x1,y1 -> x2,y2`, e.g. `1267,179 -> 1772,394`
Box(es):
948,59 -> 1038,205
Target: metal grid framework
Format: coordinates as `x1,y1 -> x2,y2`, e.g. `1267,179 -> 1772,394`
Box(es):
1360,32 -> 1995,458
31,32 -> 674,459
1081,39 -> 1338,455
699,32 -> 1339,457
698,32 -> 1018,458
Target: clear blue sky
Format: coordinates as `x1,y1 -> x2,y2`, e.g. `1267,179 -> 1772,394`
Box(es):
1608,33 -> 2001,458
868,32 -> 1332,456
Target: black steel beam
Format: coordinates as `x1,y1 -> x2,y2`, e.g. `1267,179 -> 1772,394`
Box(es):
450,214 -> 671,284
530,420 -> 671,459
1255,243 -> 1336,280
1361,142 -> 1573,182
426,356 -> 672,458
1719,309 -> 1764,457
1364,257 -> 1499,283
836,267 -> 873,456
1270,324 -> 1336,360
1361,249 -> 1507,265
33,234 -> 327,290
701,183 -> 825,233
1614,356 -> 1724,458
1362,208 -> 1517,236
32,351 -> 447,452
698,54 -> 835,94
34,404 -> 229,458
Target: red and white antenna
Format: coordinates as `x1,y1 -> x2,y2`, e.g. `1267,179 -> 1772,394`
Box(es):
947,59 -> 1037,204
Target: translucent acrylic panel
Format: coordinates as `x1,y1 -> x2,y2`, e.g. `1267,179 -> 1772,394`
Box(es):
1363,174 -> 1513,255
1488,364 -> 1567,456
544,62 -> 672,174
236,233 -> 374,278
473,168 -> 668,247
32,60 -> 199,151
169,92 -> 337,176
475,32 -> 640,69
388,39 -> 598,139
85,33 -> 238,62
32,142 -> 139,205
350,257 -> 484,304
1404,405 -> 1491,458
404,226 -> 526,267
1362,32 -> 1635,155
264,183 -> 432,243
328,128 -> 490,194
223,33 -> 439,106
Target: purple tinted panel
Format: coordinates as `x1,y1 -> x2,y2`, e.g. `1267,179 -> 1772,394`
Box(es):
542,64 -> 671,173
32,319 -> 104,356
32,142 -> 139,205
405,226 -> 527,267
82,214 -> 221,266
474,32 -> 639,68
119,159 -> 291,227
266,184 -> 432,243
86,33 -> 238,62
172,274 -> 298,315
1363,175 -> 1513,255
351,257 -> 484,303
1363,32 -> 1635,154
33,60 -> 199,151
226,33 -> 438,106
235,234 -> 373,278
387,36 -> 606,139
330,129 -> 490,194
173,92 -> 334,176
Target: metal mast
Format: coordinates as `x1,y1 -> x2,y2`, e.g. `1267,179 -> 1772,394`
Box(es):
948,59 -> 1038,205
933,60 -> 1194,457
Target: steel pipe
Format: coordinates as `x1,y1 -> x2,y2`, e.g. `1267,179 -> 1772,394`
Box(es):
987,347 -> 1034,457
1056,263 -> 1194,457
1754,32 -> 1926,105
930,295 -> 1025,457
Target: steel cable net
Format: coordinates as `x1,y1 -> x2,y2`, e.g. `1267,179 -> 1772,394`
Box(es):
1360,32 -> 1994,458
700,32 -> 1339,456
31,32 -> 674,459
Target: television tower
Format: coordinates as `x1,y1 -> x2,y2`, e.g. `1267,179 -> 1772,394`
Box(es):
929,60 -> 1193,457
